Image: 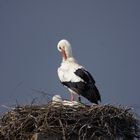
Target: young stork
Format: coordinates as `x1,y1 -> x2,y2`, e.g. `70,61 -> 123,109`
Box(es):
57,39 -> 101,104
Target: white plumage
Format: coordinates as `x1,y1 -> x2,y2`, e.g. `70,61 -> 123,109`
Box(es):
58,58 -> 83,83
57,39 -> 101,104
52,95 -> 62,102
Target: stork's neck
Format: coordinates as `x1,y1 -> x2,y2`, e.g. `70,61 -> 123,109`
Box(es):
62,50 -> 73,62
62,57 -> 77,63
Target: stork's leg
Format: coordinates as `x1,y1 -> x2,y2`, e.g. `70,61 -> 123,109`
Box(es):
70,92 -> 74,102
78,95 -> 81,102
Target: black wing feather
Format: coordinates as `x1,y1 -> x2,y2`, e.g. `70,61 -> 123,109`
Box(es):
61,68 -> 101,104
74,68 -> 95,84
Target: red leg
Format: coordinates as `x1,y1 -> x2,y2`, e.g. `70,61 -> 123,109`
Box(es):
78,96 -> 81,102
70,93 -> 74,102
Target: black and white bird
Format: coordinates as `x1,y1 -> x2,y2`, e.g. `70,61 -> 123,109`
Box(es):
57,39 -> 101,104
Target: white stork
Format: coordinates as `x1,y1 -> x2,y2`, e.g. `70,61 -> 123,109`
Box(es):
57,39 -> 101,104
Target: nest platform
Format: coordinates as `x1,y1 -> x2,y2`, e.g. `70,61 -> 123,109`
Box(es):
0,102 -> 139,140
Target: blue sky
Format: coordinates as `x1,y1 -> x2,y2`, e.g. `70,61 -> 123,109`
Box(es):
0,1 -> 140,116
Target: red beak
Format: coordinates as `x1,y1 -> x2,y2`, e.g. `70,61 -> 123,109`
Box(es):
61,49 -> 67,60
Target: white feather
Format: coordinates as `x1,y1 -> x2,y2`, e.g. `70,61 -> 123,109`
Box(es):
58,57 -> 84,83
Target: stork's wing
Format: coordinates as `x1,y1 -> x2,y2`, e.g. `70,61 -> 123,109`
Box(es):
74,68 -> 101,103
74,68 -> 95,84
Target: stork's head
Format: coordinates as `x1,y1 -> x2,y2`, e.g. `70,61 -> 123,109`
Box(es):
57,39 -> 73,61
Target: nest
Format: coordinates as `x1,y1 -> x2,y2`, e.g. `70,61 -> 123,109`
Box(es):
0,102 -> 139,140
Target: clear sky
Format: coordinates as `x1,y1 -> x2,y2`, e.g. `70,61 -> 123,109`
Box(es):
0,1 -> 140,115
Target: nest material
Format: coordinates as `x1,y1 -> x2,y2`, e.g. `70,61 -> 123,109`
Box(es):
0,102 -> 139,140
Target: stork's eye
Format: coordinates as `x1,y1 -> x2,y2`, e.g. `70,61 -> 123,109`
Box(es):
59,46 -> 61,50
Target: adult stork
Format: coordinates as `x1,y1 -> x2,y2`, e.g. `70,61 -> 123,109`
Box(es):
57,39 -> 101,104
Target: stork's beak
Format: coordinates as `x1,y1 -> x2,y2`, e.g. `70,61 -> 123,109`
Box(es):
61,49 -> 67,60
